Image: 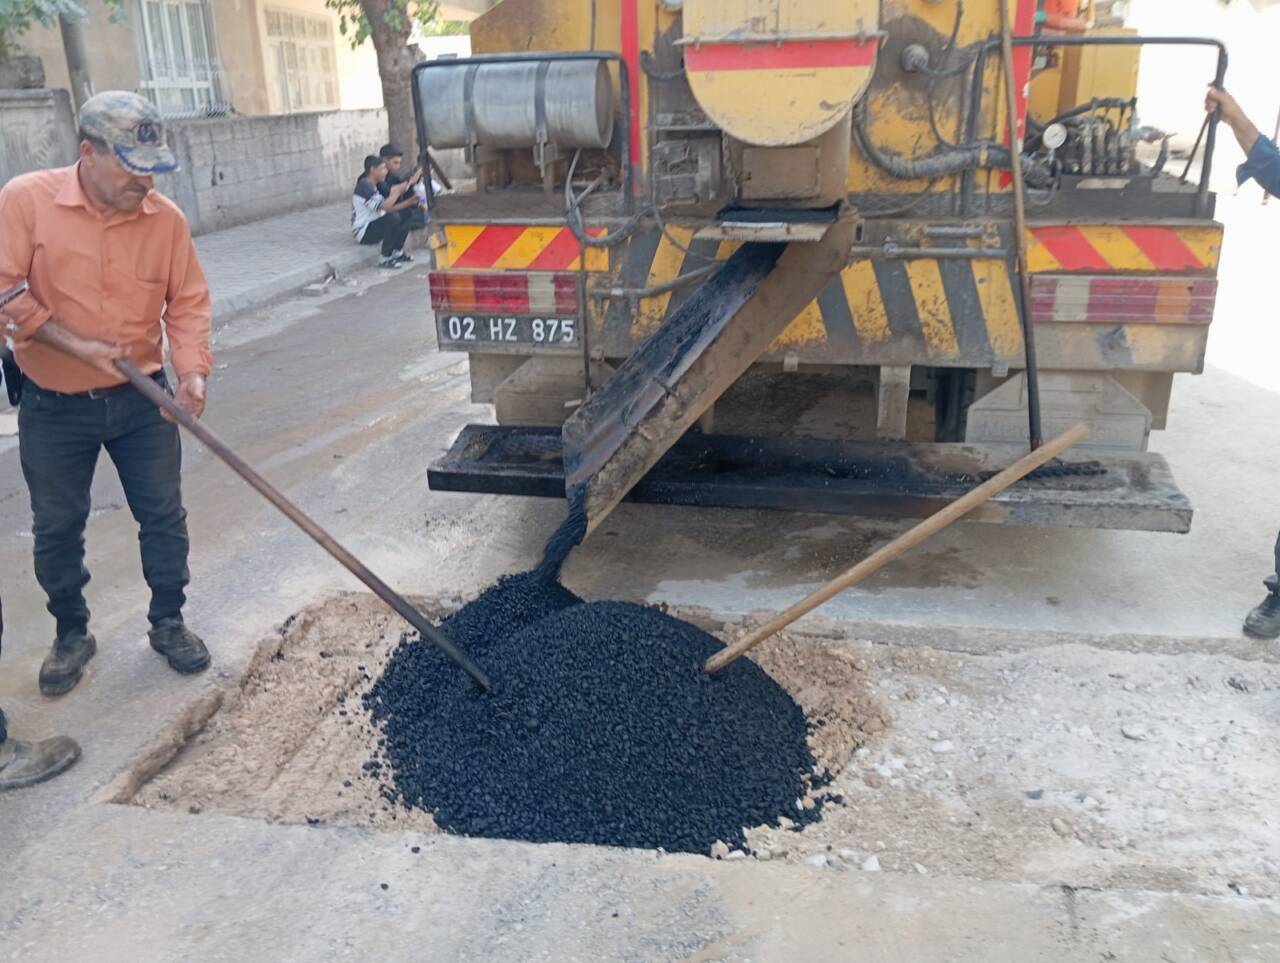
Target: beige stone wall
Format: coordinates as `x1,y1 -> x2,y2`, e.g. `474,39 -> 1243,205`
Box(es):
0,89 -> 80,186
154,107 -> 387,234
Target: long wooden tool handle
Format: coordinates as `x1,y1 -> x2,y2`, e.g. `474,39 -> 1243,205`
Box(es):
114,360 -> 491,691
704,423 -> 1090,674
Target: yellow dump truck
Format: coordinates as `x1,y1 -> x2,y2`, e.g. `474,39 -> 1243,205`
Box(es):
421,0 -> 1227,536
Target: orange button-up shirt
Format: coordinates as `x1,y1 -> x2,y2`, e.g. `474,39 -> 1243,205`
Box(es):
0,164 -> 212,393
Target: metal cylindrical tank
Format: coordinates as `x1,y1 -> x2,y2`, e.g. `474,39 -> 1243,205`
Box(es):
419,59 -> 613,151
544,62 -> 613,149
420,65 -> 470,148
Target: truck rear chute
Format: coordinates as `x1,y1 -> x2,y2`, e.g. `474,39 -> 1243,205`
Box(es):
563,216 -> 858,535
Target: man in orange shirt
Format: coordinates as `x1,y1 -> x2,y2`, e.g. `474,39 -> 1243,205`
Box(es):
0,92 -> 212,725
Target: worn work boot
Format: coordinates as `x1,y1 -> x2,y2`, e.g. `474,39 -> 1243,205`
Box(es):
148,619 -> 210,674
1244,592 -> 1280,640
38,630 -> 97,696
0,734 -> 81,791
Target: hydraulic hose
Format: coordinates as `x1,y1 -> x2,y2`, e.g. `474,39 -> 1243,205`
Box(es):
853,109 -> 1054,187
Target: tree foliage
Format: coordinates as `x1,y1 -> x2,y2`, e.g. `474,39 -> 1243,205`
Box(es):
324,0 -> 445,157
0,0 -> 124,57
0,0 -> 81,56
325,0 -> 439,49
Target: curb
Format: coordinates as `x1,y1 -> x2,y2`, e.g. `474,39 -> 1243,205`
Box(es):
209,246 -> 382,324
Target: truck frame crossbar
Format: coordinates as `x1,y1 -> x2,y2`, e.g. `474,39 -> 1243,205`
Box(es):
430,426 -> 1193,534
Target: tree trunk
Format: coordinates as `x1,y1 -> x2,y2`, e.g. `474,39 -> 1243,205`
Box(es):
361,0 -> 418,158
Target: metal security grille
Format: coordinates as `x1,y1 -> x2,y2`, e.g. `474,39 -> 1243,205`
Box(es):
136,0 -> 231,118
265,8 -> 340,113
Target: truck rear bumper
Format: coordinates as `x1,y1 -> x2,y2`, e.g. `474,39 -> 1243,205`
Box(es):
429,426 -> 1193,533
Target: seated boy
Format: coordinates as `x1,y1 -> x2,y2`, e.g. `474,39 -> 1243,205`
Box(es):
352,154 -> 412,268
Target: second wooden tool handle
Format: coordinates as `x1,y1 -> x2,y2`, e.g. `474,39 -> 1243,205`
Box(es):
704,423 -> 1090,674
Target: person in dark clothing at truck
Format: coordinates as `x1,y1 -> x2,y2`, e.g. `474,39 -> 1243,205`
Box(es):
1206,86 -> 1280,639
1208,87 -> 1280,195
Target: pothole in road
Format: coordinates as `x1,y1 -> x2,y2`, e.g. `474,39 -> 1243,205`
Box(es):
126,592 -> 1280,900
127,592 -> 883,846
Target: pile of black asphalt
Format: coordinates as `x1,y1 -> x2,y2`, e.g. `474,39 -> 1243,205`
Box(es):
365,502 -> 828,853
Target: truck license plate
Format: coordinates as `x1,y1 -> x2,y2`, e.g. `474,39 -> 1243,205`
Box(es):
437,314 -> 578,349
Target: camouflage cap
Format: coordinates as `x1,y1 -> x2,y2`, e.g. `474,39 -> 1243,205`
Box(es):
79,91 -> 179,175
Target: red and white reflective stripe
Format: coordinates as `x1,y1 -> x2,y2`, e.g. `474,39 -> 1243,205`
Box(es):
527,273 -> 556,314
1030,275 -> 1218,325
683,38 -> 878,73
428,271 -> 579,316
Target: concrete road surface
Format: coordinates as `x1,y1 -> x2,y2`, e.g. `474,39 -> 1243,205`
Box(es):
2,179 -> 1278,959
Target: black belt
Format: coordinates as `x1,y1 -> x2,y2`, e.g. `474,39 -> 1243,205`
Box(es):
26,370 -> 166,400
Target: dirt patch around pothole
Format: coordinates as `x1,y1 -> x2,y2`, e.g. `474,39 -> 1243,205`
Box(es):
131,592 -> 1280,899
133,594 -> 437,831
131,593 -> 883,839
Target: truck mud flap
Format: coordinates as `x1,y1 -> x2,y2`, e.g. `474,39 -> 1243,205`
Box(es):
429,426 -> 1193,534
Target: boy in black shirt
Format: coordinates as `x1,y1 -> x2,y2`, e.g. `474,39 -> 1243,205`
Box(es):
378,144 -> 427,231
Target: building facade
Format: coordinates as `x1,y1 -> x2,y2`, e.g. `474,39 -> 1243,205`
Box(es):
19,0 -> 489,119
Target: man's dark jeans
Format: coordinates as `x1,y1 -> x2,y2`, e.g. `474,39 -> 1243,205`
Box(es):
18,373 -> 190,639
